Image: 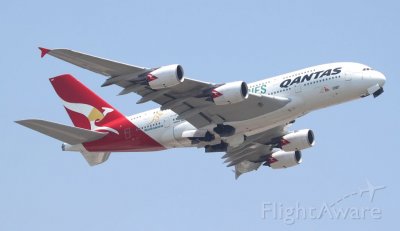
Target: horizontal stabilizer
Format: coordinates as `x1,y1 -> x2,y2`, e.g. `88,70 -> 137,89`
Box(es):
16,119 -> 107,144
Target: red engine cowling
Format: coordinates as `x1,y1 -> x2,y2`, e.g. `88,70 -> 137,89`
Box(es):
280,129 -> 315,152
211,81 -> 248,105
266,150 -> 302,169
147,64 -> 184,89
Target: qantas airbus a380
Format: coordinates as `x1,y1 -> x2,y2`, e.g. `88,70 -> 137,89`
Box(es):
16,48 -> 386,178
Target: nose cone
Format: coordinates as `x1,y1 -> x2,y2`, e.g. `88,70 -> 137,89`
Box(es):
373,71 -> 386,87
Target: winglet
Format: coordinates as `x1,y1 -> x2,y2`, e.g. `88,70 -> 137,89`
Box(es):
38,47 -> 51,58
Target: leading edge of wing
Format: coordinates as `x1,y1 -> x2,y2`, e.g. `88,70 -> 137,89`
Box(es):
39,47 -> 148,77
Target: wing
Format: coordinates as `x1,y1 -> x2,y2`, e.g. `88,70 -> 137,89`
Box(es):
39,47 -> 147,77
40,48 -> 290,128
222,124 -> 290,179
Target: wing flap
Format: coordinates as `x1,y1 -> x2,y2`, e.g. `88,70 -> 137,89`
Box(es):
222,124 -> 291,178
16,119 -> 107,145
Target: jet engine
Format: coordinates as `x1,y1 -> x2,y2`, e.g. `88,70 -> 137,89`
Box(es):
211,81 -> 248,105
265,150 -> 302,169
147,64 -> 184,89
280,129 -> 315,152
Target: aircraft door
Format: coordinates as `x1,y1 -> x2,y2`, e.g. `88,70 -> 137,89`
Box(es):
362,71 -> 370,80
163,115 -> 173,128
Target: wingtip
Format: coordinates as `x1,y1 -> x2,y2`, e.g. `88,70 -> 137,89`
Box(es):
38,47 -> 51,58
14,119 -> 31,127
232,169 -> 242,180
235,172 -> 241,180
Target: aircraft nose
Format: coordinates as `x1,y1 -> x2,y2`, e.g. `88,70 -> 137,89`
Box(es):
373,71 -> 386,87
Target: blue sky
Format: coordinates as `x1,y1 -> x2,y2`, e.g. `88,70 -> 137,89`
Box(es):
1,0 -> 399,230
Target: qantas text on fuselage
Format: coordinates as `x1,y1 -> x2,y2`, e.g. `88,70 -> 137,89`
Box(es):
280,67 -> 342,88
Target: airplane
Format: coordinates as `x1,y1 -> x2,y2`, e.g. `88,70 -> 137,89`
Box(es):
16,47 -> 386,178
359,179 -> 386,202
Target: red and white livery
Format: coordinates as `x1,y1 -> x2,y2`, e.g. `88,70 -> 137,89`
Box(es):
17,48 -> 386,178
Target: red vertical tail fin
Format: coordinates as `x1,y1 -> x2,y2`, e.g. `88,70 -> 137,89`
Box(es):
49,74 -> 164,152
50,74 -> 124,133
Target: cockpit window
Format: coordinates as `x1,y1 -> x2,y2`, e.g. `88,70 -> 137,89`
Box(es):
363,67 -> 374,71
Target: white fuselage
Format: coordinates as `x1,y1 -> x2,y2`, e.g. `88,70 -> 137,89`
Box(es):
128,62 -> 385,149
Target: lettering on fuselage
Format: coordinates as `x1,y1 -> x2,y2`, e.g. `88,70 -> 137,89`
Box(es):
249,84 -> 268,94
280,67 -> 342,88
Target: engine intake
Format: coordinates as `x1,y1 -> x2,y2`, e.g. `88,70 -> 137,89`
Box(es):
280,129 -> 315,152
147,64 -> 184,89
211,81 -> 248,105
266,150 -> 302,169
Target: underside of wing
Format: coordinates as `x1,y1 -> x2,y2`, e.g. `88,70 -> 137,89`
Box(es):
167,93 -> 290,128
221,125 -> 289,179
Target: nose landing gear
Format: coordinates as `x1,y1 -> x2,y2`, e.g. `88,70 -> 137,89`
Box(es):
373,87 -> 384,98
367,84 -> 384,98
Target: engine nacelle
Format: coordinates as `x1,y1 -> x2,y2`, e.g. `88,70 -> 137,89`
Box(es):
147,64 -> 184,89
280,129 -> 315,152
211,81 -> 248,105
266,150 -> 302,169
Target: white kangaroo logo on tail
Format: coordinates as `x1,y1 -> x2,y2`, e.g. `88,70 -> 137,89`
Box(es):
61,100 -> 119,135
